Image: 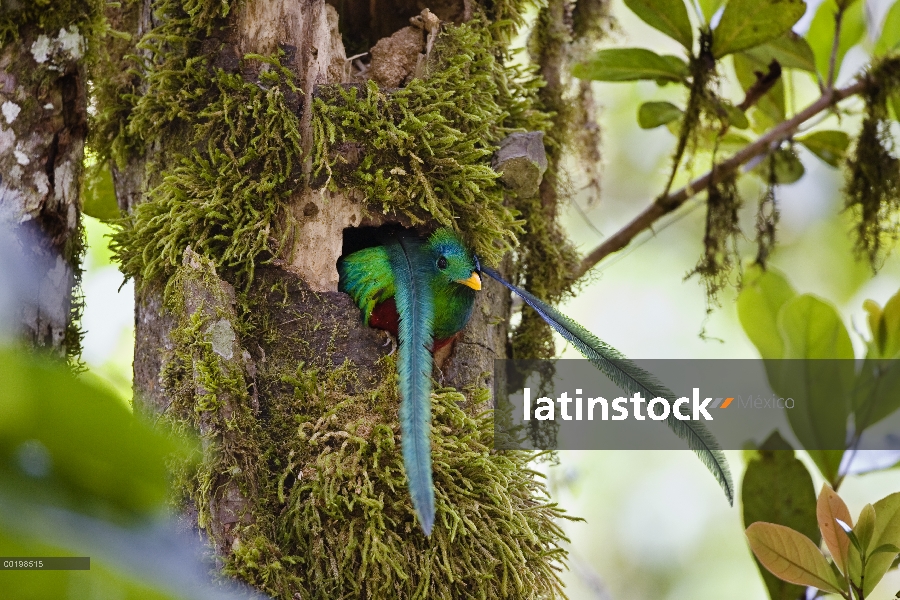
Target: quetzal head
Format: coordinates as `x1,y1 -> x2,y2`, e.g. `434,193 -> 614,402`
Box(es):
426,229 -> 481,291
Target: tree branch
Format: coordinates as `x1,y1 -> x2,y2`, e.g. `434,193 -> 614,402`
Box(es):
574,78 -> 868,280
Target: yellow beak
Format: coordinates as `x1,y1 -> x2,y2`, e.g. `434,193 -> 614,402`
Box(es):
456,272 -> 482,291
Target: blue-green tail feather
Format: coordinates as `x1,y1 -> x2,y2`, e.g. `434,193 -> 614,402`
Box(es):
384,234 -> 436,535
481,265 -> 734,506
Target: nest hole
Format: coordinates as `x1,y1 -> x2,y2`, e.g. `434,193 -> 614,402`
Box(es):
327,0 -> 471,56
339,223 -> 428,259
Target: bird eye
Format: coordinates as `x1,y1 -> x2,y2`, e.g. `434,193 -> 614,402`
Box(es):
437,256 -> 448,270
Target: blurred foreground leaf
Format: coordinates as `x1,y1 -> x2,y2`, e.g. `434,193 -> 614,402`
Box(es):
0,347 -> 260,600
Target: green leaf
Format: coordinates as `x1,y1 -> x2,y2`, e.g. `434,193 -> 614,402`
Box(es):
856,503 -> 877,554
879,289 -> 900,358
745,32 -> 817,72
798,130 -> 850,168
875,0 -> 900,55
806,0 -> 866,80
840,521 -> 864,554
81,162 -> 120,221
818,484 -> 854,575
860,492 -> 900,595
853,290 -> 900,429
572,49 -> 689,82
852,357 -> 900,430
721,101 -> 749,129
0,348 -> 193,516
712,0 -> 807,58
0,350 -> 249,600
638,101 -> 683,128
746,522 -> 846,594
775,295 -> 853,483
742,433 -> 819,600
732,52 -> 784,120
870,543 -> 900,556
733,53 -> 785,126
737,264 -> 796,360
624,0 -> 694,49
718,130 -> 753,152
698,0 -> 725,22
752,147 -> 804,184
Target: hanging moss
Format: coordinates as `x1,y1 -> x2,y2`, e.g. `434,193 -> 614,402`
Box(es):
311,18 -> 549,267
844,56 -> 900,269
753,155 -> 780,268
687,172 -> 742,307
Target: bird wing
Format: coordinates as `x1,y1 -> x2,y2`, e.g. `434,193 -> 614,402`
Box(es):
337,246 -> 395,326
384,234 -> 437,535
481,265 -> 734,506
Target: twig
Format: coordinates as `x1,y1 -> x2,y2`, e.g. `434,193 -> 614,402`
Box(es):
738,60 -> 782,112
827,7 -> 845,90
574,78 -> 867,280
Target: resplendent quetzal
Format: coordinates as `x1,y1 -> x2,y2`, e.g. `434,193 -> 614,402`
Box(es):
338,228 -> 481,535
339,228 -> 732,536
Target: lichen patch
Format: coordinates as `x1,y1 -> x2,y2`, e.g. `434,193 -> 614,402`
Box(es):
30,35 -> 52,63
2,101 -> 20,124
207,318 -> 236,359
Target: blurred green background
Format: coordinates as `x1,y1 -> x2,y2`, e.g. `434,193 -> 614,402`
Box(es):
73,0 -> 900,598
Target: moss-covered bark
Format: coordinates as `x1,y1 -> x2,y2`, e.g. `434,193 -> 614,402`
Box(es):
97,0 -> 605,596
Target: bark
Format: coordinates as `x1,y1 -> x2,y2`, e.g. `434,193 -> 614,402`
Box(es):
0,24 -> 87,358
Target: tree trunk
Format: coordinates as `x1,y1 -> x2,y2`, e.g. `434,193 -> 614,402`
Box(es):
0,20 -> 88,359
100,0 -> 585,596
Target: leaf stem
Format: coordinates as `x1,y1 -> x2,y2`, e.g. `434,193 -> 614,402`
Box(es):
573,78 -> 867,280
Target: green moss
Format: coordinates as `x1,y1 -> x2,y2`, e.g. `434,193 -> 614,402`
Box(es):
312,19 -> 548,267
0,0 -> 105,48
65,218 -> 87,369
159,264 -> 572,599
111,53 -> 303,288
844,56 -> 900,269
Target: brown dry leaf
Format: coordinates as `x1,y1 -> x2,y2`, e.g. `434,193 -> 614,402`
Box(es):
817,484 -> 853,575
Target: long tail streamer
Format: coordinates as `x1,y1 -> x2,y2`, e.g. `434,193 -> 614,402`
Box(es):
481,265 -> 734,505
385,234 -> 437,534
